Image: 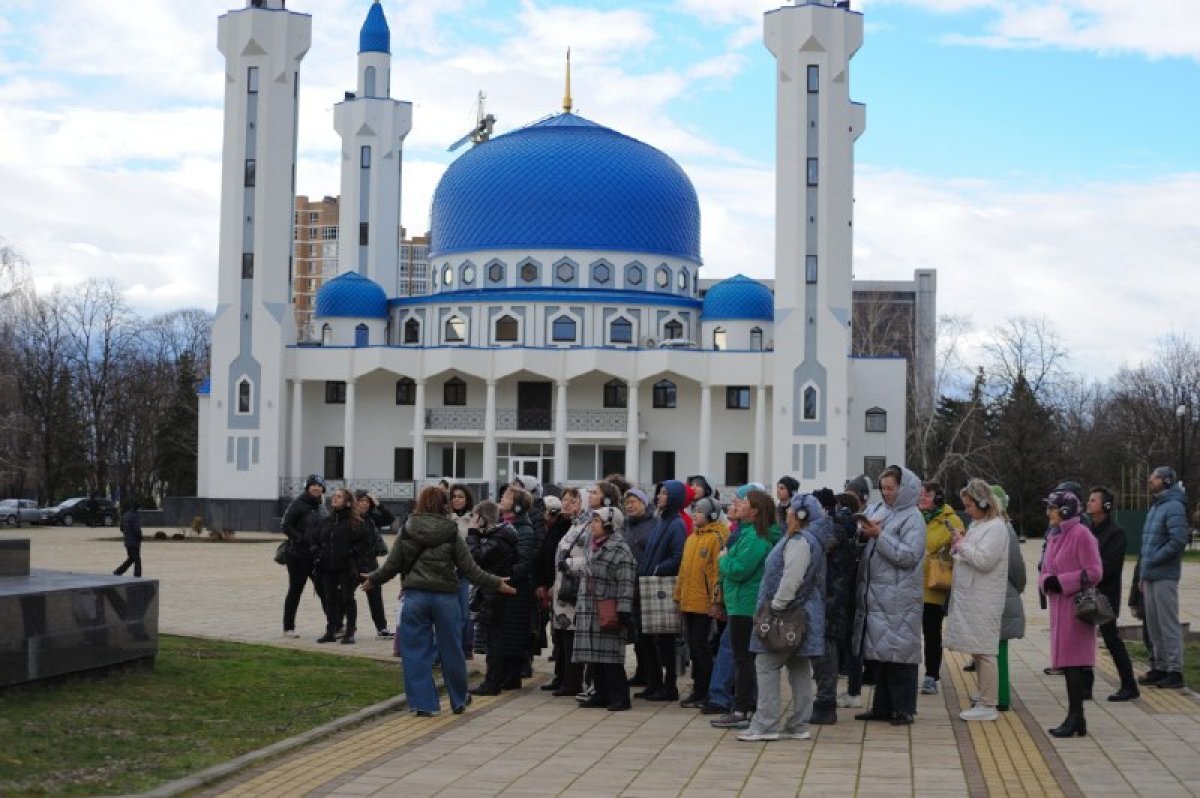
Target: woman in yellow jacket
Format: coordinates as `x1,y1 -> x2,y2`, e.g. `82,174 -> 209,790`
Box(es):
920,481 -> 964,695
675,496 -> 729,707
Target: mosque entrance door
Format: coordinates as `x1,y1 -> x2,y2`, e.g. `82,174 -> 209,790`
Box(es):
517,381 -> 552,430
510,457 -> 541,484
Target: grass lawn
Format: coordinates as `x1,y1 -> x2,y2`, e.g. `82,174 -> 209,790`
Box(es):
0,635 -> 403,797
1127,640 -> 1200,689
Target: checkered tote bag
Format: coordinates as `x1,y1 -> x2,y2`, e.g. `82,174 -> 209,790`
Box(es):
638,575 -> 680,634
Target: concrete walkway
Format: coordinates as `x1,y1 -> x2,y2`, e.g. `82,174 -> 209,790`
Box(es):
11,525 -> 1200,797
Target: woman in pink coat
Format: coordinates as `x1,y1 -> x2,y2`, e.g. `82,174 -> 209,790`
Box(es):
1038,489 -> 1103,738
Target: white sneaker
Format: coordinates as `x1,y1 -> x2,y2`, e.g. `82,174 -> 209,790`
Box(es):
737,731 -> 780,742
781,729 -> 812,740
283,629 -> 300,639
836,693 -> 863,708
959,705 -> 999,722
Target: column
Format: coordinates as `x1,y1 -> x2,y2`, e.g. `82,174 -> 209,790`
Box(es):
625,379 -> 640,483
555,379 -> 569,485
698,382 -> 712,479
343,379 -> 356,481
413,379 -> 426,483
483,379 -> 497,497
290,380 -> 304,479
754,384 -> 768,485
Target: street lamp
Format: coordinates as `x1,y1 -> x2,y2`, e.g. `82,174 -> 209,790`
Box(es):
1177,403 -> 1189,489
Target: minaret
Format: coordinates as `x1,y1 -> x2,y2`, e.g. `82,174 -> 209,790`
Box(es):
201,0 -> 311,499
334,1 -> 413,294
765,0 -> 865,485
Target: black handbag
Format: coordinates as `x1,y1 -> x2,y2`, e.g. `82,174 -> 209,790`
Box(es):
557,570 -> 580,605
1073,570 -> 1115,626
753,602 -> 807,654
273,539 -> 289,565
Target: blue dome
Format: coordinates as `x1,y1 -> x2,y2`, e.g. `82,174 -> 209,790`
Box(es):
701,275 -> 774,322
430,114 -> 700,262
315,272 -> 388,319
359,1 -> 390,54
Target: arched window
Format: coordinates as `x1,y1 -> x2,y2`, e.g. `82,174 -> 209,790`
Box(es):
354,323 -> 369,347
712,327 -> 727,351
592,261 -> 611,284
364,65 -> 377,97
750,327 -> 764,351
678,270 -> 689,293
494,315 -> 518,343
803,386 -> 818,420
603,379 -> 628,408
551,315 -> 577,342
664,319 -> 683,340
655,265 -> 671,289
519,260 -> 539,283
444,377 -> 467,406
653,379 -> 677,409
236,378 -> 252,414
395,378 -> 416,406
444,315 -> 465,343
610,317 -> 633,344
321,323 -> 332,346
403,317 -> 420,344
865,407 -> 887,433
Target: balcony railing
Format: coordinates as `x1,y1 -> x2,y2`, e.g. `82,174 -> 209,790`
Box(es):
423,408 -> 630,432
280,477 -> 415,500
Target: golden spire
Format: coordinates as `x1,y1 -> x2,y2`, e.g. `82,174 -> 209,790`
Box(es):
562,47 -> 573,114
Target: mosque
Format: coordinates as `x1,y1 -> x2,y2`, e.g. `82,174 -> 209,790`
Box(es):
197,0 -> 934,513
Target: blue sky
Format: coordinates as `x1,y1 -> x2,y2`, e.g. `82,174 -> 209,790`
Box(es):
0,0 -> 1197,381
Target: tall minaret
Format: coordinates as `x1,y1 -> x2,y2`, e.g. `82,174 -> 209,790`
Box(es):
334,1 -> 413,294
201,0 -> 311,499
765,0 -> 865,486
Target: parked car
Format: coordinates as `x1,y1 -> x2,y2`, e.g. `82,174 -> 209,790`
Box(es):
41,497 -> 118,527
0,499 -> 43,526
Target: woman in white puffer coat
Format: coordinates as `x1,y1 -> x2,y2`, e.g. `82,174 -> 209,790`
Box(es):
944,478 -> 1009,722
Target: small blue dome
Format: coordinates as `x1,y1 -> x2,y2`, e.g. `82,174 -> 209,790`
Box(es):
315,272 -> 388,319
430,113 -> 700,262
359,1 -> 390,54
701,275 -> 774,322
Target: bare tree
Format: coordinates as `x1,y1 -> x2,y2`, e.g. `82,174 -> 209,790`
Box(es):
983,316 -> 1069,400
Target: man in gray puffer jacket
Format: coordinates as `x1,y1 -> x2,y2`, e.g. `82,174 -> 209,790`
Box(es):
1138,466 -> 1190,690
852,465 -> 926,725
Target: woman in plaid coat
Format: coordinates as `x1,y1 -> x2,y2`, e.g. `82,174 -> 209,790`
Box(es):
574,507 -> 638,711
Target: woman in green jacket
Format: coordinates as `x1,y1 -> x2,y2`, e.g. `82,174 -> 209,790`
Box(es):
711,487 -> 782,730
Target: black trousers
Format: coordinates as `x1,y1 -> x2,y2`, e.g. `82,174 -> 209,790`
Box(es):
556,629 -> 584,693
320,569 -> 358,635
114,544 -> 142,577
592,662 -> 630,707
640,632 -> 677,691
869,661 -> 919,717
1099,618 -> 1137,689
283,555 -> 326,631
683,612 -> 714,699
728,615 -> 757,714
922,602 -> 945,681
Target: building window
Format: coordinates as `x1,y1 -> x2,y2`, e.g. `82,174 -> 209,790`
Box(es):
750,327 -> 764,351
863,456 -> 886,486
551,315 -> 576,342
247,66 -> 259,93
488,261 -> 505,283
664,319 -> 683,340
444,315 -> 466,343
520,261 -> 538,283
241,253 -> 254,279
655,266 -> 670,289
360,146 -> 371,168
603,379 -> 627,409
610,317 -> 633,344
444,377 -> 467,406
803,386 -> 818,420
593,262 -> 611,284
555,261 -> 575,282
364,65 -> 376,97
461,264 -> 475,285
442,266 -> 453,287
359,222 -> 369,246
807,158 -> 819,186
807,64 -> 819,93
394,447 -> 414,481
236,378 -> 252,414
321,225 -> 337,240
325,381 -> 347,404
627,264 -> 644,286
321,323 -> 332,346
653,379 -> 677,409
806,255 -> 818,284
354,323 -> 369,347
494,315 -> 518,343
395,378 -> 416,405
678,270 -> 689,292
725,452 -> 749,486
403,318 -> 420,343
726,386 -> 750,410
244,159 -> 256,187
324,446 -> 345,480
865,407 -> 887,433
652,451 -> 676,485
713,327 -> 727,351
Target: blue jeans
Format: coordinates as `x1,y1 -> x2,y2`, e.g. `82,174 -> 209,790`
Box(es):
708,622 -> 735,709
399,588 -> 469,714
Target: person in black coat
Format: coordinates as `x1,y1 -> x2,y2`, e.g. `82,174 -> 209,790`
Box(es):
280,474 -> 329,636
315,488 -> 371,645
355,490 -> 394,639
490,486 -> 537,690
113,501 -> 143,577
810,488 -> 857,723
468,501 -> 520,695
1086,486 -> 1138,700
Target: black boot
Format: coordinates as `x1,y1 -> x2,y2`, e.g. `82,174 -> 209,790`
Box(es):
1048,667 -> 1087,738
1082,667 -> 1093,701
809,701 -> 838,725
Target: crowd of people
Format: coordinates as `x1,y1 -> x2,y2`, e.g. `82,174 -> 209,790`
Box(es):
275,464 -> 1191,740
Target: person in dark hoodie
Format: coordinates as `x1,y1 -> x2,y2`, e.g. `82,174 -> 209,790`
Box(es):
809,487 -> 856,725
354,490 -> 394,639
316,488 -> 372,645
114,500 -> 143,577
467,501 -> 520,695
495,486 -> 538,690
362,487 -> 515,716
636,479 -> 688,701
623,487 -> 657,686
280,474 -> 329,638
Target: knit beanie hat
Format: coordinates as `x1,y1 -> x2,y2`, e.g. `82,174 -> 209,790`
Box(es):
989,484 -> 1010,513
625,487 -> 650,509
789,493 -> 823,522
1044,489 -> 1081,519
305,474 -> 326,491
514,474 -> 543,498
961,478 -> 994,512
593,506 -> 625,533
542,495 -> 562,514
736,482 -> 767,499
845,474 -> 871,499
777,475 -> 800,496
691,497 -> 721,522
